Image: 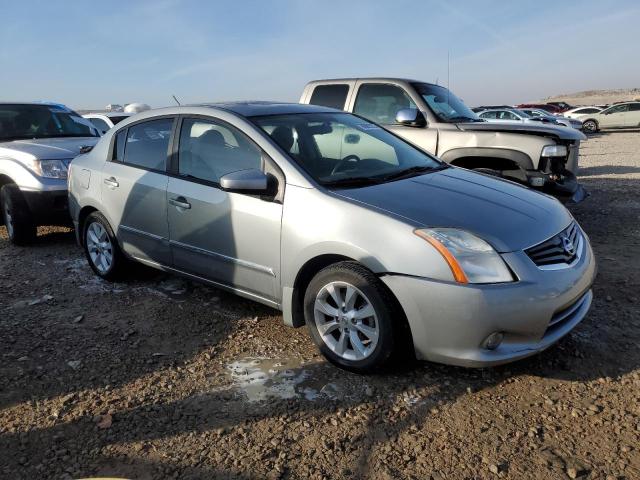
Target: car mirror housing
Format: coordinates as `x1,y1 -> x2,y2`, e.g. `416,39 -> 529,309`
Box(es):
395,108 -> 426,127
220,169 -> 271,194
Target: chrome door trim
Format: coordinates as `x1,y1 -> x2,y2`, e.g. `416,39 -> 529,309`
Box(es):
169,239 -> 276,277
120,224 -> 167,242
132,255 -> 280,308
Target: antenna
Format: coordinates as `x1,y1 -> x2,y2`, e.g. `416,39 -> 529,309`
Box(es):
172,95 -> 181,106
447,50 -> 450,105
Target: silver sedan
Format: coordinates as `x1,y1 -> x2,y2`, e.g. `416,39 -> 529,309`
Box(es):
68,102 -> 596,373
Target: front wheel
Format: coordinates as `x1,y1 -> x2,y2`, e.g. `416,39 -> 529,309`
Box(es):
304,261 -> 398,373
1,184 -> 36,245
582,120 -> 598,133
83,211 -> 127,281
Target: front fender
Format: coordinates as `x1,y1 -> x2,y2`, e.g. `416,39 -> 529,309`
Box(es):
439,147 -> 535,171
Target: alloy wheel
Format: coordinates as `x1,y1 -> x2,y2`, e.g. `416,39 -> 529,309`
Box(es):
313,281 -> 379,361
86,222 -> 114,274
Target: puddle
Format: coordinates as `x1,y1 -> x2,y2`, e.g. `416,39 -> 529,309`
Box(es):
227,357 -> 344,403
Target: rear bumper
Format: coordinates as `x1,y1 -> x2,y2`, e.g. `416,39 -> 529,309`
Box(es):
381,238 -> 596,367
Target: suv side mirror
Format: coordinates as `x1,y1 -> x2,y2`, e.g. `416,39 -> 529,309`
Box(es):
395,108 -> 426,127
220,169 -> 271,194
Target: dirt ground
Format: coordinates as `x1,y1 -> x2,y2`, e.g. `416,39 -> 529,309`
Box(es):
1,130 -> 639,480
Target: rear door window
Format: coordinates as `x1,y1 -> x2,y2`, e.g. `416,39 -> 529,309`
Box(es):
309,85 -> 350,110
123,118 -> 174,171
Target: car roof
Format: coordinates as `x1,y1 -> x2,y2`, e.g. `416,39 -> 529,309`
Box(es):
307,77 -> 436,86
82,112 -> 133,118
192,101 -> 340,117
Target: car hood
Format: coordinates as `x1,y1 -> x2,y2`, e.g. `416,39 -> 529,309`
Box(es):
458,120 -> 586,140
333,167 -> 572,253
0,137 -> 99,160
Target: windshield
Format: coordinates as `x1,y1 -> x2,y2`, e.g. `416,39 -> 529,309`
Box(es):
412,83 -> 480,122
0,104 -> 99,141
253,112 -> 443,187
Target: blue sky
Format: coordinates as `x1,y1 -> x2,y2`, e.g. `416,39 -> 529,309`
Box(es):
1,0 -> 639,109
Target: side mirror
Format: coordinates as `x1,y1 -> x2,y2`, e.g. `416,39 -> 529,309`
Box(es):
220,169 -> 271,194
395,108 -> 426,127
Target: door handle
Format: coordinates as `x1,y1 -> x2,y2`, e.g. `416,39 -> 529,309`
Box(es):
169,197 -> 191,209
104,177 -> 119,188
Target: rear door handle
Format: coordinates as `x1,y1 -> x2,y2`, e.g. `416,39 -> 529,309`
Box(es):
169,197 -> 191,209
104,177 -> 119,188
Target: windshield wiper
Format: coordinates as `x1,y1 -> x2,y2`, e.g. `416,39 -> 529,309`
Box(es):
381,165 -> 445,182
322,176 -> 385,188
447,116 -> 483,123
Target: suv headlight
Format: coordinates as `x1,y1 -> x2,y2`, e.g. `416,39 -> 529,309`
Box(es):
27,159 -> 69,179
414,228 -> 514,284
541,145 -> 567,157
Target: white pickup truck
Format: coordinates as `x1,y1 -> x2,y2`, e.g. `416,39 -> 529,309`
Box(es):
300,78 -> 587,202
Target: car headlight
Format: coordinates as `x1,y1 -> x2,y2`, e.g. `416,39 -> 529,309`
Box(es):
541,145 -> 567,157
414,228 -> 514,284
27,159 -> 69,179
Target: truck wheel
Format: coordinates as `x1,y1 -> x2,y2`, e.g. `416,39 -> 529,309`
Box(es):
83,211 -> 127,281
304,261 -> 398,373
1,184 -> 36,245
582,120 -> 598,133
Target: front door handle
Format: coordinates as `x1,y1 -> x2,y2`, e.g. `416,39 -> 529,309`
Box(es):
104,177 -> 119,188
169,197 -> 191,209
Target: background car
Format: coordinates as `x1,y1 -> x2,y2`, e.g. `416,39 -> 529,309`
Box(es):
83,112 -> 132,134
545,101 -> 573,112
516,103 -> 563,114
477,108 -> 558,125
581,101 -> 640,133
69,102 -> 595,373
563,106 -> 603,120
519,108 -> 583,129
0,102 -> 99,243
301,78 -> 587,202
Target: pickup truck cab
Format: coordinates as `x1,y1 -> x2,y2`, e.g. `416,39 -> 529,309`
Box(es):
0,102 -> 99,244
300,78 -> 587,202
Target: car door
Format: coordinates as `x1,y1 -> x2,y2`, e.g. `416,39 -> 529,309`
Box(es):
350,82 -> 439,155
628,103 -> 640,127
600,104 -> 629,128
166,117 -> 282,304
101,117 -> 174,266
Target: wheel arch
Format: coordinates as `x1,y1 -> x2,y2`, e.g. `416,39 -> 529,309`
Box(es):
77,205 -> 99,244
441,147 -> 534,171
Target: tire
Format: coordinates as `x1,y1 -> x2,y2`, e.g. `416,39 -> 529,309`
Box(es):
582,119 -> 598,133
0,184 -> 36,245
82,211 -> 127,281
304,261 -> 399,373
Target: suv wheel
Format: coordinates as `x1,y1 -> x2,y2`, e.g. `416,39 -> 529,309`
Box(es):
83,211 -> 126,281
582,119 -> 598,133
304,261 -> 397,373
1,184 -> 36,245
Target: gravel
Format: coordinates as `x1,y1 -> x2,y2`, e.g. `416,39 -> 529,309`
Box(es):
1,130 -> 639,479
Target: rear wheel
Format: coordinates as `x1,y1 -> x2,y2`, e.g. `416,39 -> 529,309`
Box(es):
582,119 -> 598,133
304,261 -> 398,373
83,211 -> 127,281
1,184 -> 36,245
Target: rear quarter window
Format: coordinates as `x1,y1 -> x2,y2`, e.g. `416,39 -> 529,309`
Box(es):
309,84 -> 350,110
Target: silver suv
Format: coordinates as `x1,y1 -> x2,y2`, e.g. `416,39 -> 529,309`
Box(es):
0,103 -> 99,244
69,102 -> 595,372
300,78 -> 587,202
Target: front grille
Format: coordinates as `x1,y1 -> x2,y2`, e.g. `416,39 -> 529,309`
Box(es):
525,222 -> 582,269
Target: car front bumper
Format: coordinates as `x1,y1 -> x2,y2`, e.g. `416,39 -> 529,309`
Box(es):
381,236 -> 597,367
21,188 -> 71,225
